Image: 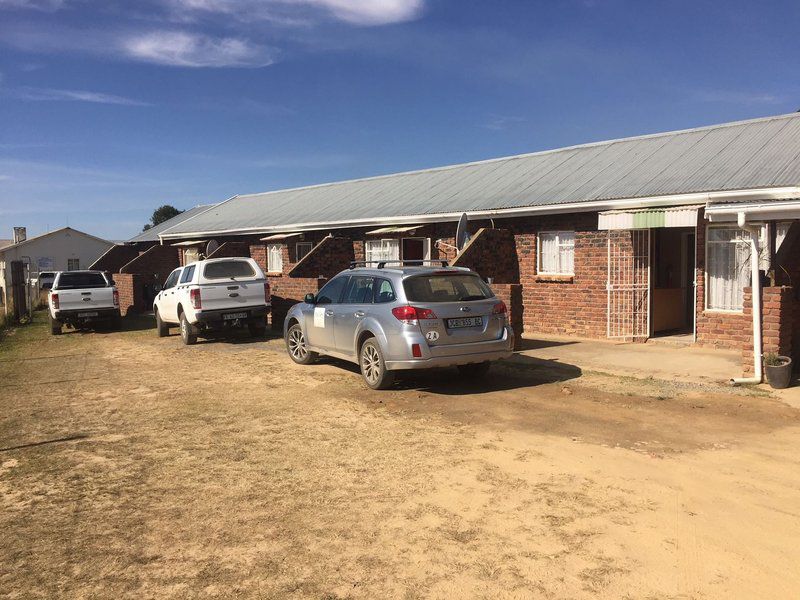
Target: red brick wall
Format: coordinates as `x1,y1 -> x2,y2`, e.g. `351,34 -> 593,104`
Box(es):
90,244 -> 144,272
742,286 -> 794,376
120,244 -> 180,279
206,241 -> 251,260
115,273 -> 145,316
497,213 -> 608,338
250,241 -> 325,330
491,283 -> 523,350
452,228 -> 519,284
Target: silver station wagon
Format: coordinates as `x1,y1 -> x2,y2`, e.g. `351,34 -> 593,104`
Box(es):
283,261 -> 514,389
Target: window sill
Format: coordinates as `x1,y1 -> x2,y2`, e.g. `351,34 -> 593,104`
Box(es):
266,272 -> 283,277
535,274 -> 574,283
703,309 -> 744,315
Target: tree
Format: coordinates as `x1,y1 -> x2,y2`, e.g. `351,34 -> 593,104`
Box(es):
143,205 -> 183,231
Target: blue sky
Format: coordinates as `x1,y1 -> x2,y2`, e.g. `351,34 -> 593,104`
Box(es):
0,0 -> 798,240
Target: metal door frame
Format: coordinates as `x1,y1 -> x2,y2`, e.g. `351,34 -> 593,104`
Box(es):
606,229 -> 651,340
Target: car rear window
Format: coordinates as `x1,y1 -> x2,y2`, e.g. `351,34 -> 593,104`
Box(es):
203,260 -> 256,280
403,274 -> 493,303
55,272 -> 108,290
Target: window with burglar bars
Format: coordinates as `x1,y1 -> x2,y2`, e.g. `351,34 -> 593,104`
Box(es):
365,239 -> 400,264
67,258 -> 80,271
705,226 -> 757,312
537,231 -> 575,275
267,243 -> 283,273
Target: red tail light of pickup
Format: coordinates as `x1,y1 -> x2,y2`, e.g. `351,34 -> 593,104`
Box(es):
190,288 -> 202,310
112,290 -> 120,307
264,282 -> 271,304
51,293 -> 59,310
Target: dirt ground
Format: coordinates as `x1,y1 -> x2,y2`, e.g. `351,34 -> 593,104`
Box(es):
1,314 -> 800,599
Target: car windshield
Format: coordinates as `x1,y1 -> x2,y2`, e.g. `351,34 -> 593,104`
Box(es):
55,272 -> 108,290
203,260 -> 256,280
403,274 -> 493,302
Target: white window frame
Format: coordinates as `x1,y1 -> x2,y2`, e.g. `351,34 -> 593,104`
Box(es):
704,224 -> 766,313
365,239 -> 400,264
537,231 -> 575,276
267,243 -> 283,273
67,258 -> 80,271
296,242 -> 313,262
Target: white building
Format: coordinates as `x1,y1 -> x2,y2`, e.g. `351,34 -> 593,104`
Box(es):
0,227 -> 113,314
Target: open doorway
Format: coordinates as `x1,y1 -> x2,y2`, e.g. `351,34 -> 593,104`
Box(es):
651,227 -> 695,339
402,238 -> 430,262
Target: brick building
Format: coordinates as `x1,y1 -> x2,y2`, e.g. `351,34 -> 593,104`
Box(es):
134,113 -> 800,378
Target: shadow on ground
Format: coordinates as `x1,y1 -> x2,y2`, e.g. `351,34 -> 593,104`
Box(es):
315,353 -> 582,394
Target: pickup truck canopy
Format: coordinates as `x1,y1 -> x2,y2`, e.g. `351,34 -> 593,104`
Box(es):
54,272 -> 110,290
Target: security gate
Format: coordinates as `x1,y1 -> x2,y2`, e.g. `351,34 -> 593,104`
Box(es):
607,230 -> 650,340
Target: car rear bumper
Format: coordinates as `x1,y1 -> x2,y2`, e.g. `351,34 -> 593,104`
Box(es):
53,307 -> 120,321
384,326 -> 514,370
194,304 -> 269,326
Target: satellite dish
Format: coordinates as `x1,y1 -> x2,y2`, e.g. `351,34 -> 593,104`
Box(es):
206,239 -> 220,256
455,213 -> 471,251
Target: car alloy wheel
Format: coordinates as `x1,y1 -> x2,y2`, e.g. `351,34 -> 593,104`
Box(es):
361,344 -> 382,386
288,327 -> 308,360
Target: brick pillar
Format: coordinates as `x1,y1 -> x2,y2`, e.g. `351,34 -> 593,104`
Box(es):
742,286 -> 794,376
491,283 -> 523,350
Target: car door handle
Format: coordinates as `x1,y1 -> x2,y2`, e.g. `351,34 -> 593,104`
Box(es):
354,311 -> 365,318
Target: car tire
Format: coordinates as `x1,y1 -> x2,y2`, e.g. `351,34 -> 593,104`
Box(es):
249,322 -> 267,338
286,323 -> 317,365
360,338 -> 395,390
155,309 -> 169,338
50,314 -> 62,336
457,361 -> 492,378
179,312 -> 198,345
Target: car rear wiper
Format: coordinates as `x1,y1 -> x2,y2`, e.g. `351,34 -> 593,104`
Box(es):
459,295 -> 486,301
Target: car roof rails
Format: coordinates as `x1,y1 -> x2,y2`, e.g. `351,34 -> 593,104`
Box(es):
348,259 -> 449,270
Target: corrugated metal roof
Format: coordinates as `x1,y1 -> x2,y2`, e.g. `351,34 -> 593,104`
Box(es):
128,204 -> 216,242
161,113 -> 800,239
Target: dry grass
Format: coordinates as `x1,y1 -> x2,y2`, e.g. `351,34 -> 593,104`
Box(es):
1,312 -> 800,598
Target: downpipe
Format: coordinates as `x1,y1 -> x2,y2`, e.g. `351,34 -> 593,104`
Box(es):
730,211 -> 763,386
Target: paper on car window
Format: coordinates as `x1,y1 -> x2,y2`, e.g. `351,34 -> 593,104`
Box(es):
314,307 -> 326,327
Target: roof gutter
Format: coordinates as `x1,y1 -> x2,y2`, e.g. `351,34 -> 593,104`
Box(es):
158,186 -> 800,241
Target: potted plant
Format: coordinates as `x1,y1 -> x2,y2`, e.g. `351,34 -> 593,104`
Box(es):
763,352 -> 793,389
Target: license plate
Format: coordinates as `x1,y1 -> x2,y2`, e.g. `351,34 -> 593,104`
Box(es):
223,312 -> 248,320
77,312 -> 99,318
446,316 -> 483,329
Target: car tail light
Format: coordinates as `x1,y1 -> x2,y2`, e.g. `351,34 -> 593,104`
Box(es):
190,288 -> 202,310
112,290 -> 120,307
391,305 -> 437,324
411,343 -> 422,358
51,293 -> 59,309
492,301 -> 507,315
264,282 -> 271,303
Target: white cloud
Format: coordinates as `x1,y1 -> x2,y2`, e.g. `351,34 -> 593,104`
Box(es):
0,0 -> 66,10
11,86 -> 151,106
165,0 -> 425,26
121,30 -> 277,67
305,0 -> 424,25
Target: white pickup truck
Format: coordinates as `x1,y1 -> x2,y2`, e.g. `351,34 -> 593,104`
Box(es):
48,270 -> 121,335
153,257 -> 271,345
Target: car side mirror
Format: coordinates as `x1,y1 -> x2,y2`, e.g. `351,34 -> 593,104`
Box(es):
304,293 -> 316,304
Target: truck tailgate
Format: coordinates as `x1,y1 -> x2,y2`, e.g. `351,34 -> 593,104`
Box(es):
56,288 -> 115,311
199,281 -> 265,311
